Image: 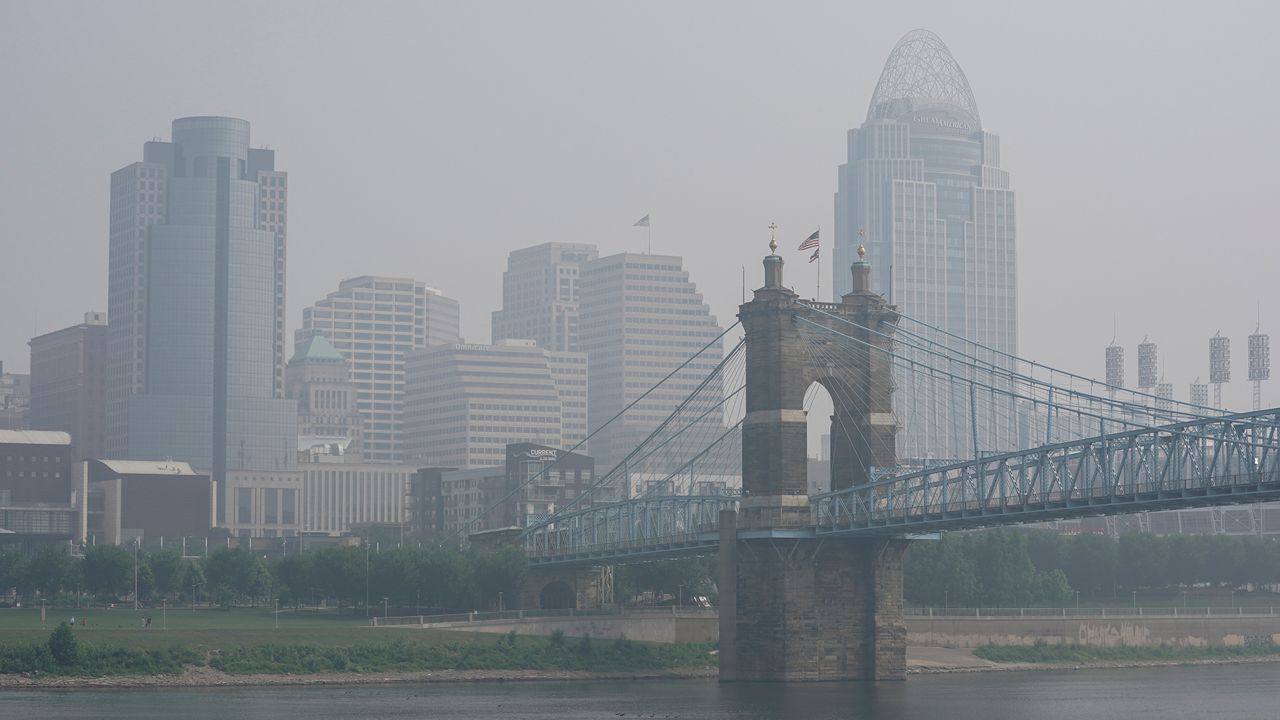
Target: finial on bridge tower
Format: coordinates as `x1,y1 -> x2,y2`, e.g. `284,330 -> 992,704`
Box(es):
763,222 -> 784,288
850,229 -> 872,295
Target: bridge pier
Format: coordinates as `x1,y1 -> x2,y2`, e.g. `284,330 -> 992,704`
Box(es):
724,239 -> 905,681
719,505 -> 907,681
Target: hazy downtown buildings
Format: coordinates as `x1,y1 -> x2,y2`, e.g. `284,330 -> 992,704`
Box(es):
105,117 -> 298,515
0,430 -> 77,548
834,30 -> 1017,461
28,312 -> 108,461
578,252 -> 724,474
298,277 -> 460,463
403,340 -> 588,469
492,242 -> 599,352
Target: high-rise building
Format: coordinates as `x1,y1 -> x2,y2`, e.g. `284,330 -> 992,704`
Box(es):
578,252 -> 724,473
105,117 -> 298,521
299,277 -> 460,463
285,334 -> 363,461
834,30 -> 1017,461
492,242 -> 599,352
403,339 -> 588,468
28,312 -> 108,461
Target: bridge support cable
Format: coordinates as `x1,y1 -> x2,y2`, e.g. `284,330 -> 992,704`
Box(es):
518,336 -> 747,542
793,315 -> 1258,458
456,321 -> 742,541
801,302 -> 1215,427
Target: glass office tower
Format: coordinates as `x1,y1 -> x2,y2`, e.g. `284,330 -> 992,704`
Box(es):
834,31 -> 1017,462
109,117 -> 296,521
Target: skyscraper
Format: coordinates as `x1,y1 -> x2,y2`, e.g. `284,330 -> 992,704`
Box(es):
28,312 -> 108,461
285,334 -> 364,460
402,339 -> 587,468
492,242 -> 599,352
298,277 -> 460,463
578,252 -> 724,474
106,117 -> 298,518
834,30 -> 1017,461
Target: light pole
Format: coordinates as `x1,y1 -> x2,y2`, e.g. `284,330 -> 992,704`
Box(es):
1182,590 -> 1187,610
1231,589 -> 1236,608
1131,590 -> 1137,611
364,543 -> 370,618
1074,591 -> 1080,610
274,598 -> 279,630
133,538 -> 139,610
162,599 -> 166,630
498,591 -> 504,613
944,589 -> 949,611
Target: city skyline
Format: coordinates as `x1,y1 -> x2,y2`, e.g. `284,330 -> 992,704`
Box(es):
2,3 -> 1278,412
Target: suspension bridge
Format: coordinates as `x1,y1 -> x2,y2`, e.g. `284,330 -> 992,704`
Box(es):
472,244 -> 1280,681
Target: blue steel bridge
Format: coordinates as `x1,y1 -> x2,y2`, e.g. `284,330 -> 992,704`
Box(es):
511,306 -> 1280,566
471,250 -> 1280,681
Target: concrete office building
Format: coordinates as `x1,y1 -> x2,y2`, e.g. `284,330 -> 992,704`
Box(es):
0,430 -> 77,548
224,463 -> 415,538
834,30 -> 1017,461
105,117 -> 297,520
492,242 -> 599,352
578,252 -> 724,473
403,340 -> 588,469
299,277 -> 460,463
28,312 -> 108,461
81,459 -> 213,546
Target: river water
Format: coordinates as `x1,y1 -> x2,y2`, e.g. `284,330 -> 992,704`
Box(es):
7,664 -> 1278,719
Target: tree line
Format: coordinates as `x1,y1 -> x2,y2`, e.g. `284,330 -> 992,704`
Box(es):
905,529 -> 1280,607
0,544 -> 531,613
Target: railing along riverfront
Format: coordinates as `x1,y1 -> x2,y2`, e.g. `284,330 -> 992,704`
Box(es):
370,605 -> 718,627
906,606 -> 1280,618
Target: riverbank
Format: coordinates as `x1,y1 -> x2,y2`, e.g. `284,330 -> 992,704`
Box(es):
906,645 -> 1280,675
0,664 -> 719,689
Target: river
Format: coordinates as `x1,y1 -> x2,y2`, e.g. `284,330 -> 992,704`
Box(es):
6,663 -> 1278,719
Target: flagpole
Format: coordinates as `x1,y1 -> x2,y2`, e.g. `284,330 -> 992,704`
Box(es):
816,225 -> 821,301
647,221 -> 652,255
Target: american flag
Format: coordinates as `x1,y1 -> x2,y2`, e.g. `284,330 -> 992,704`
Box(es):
809,248 -> 819,263
797,229 -> 819,251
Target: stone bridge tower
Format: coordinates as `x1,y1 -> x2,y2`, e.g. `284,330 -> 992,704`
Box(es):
719,233 -> 908,681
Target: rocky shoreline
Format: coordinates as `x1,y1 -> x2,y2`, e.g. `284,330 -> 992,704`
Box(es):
906,647 -> 1280,675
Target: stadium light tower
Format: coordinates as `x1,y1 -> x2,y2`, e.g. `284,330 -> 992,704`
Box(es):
1105,338 -> 1124,399
1209,333 -> 1231,409
1249,325 -> 1270,411
1137,337 -> 1158,391
1190,378 -> 1209,408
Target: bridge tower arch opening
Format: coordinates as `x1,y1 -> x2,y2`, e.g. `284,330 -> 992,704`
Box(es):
538,580 -> 576,610
720,241 -> 907,682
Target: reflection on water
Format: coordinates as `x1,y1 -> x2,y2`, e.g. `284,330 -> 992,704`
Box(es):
7,663 -> 1280,719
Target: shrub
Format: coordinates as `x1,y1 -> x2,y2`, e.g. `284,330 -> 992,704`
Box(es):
549,629 -> 565,647
47,622 -> 79,667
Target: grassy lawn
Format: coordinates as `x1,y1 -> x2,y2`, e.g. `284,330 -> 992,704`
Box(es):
0,607 -> 718,677
0,606 -> 399,651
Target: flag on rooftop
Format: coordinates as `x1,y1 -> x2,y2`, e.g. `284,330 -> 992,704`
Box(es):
797,229 -> 819,251
633,214 -> 650,228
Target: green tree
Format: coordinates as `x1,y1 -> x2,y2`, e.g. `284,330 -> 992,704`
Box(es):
313,545 -> 367,612
0,552 -> 28,599
148,549 -> 185,598
204,547 -> 270,606
24,544 -> 77,597
469,547 -> 528,610
1118,533 -> 1169,588
47,622 -> 78,666
1062,534 -> 1117,597
905,536 -> 977,607
970,530 -> 1037,607
272,553 -> 315,606
414,545 -> 471,611
1032,569 -> 1073,606
82,544 -> 133,599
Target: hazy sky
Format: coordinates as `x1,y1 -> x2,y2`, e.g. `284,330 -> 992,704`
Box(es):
2,0 -> 1277,410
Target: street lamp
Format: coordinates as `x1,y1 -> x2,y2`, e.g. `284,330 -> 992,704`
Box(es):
364,543 -> 371,618
1231,589 -> 1236,608
133,538 -> 140,610
1074,591 -> 1080,610
944,589 -> 949,611
1182,590 -> 1187,610
383,596 -> 388,619
274,598 -> 279,630
1132,590 -> 1137,611
498,591 -> 504,613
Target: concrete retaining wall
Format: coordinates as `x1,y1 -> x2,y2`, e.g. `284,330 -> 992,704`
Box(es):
906,614 -> 1280,648
413,614 -> 718,644
401,611 -> 1280,649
